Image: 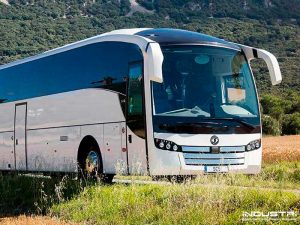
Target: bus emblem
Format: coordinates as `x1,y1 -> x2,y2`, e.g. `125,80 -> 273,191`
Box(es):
210,136 -> 219,145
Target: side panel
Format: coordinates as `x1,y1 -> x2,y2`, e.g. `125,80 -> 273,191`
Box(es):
14,103 -> 27,171
23,89 -> 125,173
120,122 -> 128,175
127,128 -> 147,175
103,123 -> 127,174
0,103 -> 15,170
0,132 -> 14,170
27,127 -> 81,172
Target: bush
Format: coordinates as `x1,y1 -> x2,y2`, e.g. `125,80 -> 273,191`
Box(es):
262,115 -> 281,136
282,113 -> 300,135
260,94 -> 285,120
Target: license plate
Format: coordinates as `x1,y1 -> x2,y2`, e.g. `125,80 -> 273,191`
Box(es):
204,166 -> 229,173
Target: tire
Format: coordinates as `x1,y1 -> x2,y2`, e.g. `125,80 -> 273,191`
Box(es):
167,175 -> 196,183
79,142 -> 114,184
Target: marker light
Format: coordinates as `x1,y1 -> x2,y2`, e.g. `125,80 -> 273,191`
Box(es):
154,138 -> 182,152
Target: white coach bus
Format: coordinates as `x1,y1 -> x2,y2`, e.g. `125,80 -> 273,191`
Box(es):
0,28 -> 281,182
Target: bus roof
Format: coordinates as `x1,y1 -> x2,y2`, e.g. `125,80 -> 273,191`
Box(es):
0,28 -> 240,70
135,28 -> 240,49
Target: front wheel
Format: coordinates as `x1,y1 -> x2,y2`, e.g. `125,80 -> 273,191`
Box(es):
79,145 -> 114,184
84,150 -> 100,179
167,175 -> 196,183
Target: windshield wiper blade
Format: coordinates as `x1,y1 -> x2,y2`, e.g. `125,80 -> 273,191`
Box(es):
206,118 -> 256,130
158,121 -> 220,130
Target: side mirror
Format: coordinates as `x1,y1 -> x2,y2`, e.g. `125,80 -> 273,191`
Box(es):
255,49 -> 282,85
146,42 -> 163,83
237,44 -> 282,85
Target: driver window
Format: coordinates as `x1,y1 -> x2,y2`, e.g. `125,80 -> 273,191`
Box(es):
127,62 -> 145,138
128,62 -> 143,116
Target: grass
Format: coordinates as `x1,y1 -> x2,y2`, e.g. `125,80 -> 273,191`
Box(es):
192,162 -> 300,190
0,162 -> 299,224
50,182 -> 299,225
1,135 -> 300,224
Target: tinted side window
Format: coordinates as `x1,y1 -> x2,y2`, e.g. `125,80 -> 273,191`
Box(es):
0,42 -> 143,103
127,62 -> 145,138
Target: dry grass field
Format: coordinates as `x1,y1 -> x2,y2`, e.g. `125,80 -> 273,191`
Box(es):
262,135 -> 300,163
0,216 -> 76,225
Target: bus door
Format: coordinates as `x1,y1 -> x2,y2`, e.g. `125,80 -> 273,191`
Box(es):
126,62 -> 148,175
103,122 -> 128,175
14,103 -> 27,171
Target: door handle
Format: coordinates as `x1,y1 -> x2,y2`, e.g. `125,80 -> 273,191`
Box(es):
128,135 -> 132,143
16,139 -> 18,145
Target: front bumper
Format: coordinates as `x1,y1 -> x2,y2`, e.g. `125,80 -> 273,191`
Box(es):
149,147 -> 262,176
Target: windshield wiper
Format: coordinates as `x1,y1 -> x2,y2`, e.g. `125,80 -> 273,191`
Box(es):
159,121 -> 221,131
206,118 -> 256,130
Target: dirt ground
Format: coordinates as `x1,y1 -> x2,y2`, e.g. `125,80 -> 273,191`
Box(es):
262,135 -> 300,163
0,216 -> 77,225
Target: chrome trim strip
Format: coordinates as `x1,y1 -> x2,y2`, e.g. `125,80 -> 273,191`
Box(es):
182,146 -> 210,152
184,158 -> 244,165
220,146 -> 245,152
183,152 -> 245,159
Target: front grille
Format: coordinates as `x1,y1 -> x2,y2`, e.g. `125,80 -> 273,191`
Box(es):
182,146 -> 245,166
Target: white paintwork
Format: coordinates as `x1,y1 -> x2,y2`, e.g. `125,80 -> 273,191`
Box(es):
146,42 -> 164,83
127,127 -> 148,175
103,123 -> 124,174
0,89 -> 128,172
0,0 -> 9,6
148,133 -> 262,175
14,104 -> 27,170
256,49 -> 282,85
237,44 -> 282,85
27,127 -> 81,172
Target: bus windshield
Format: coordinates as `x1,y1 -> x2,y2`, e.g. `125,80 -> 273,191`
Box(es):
152,45 -> 260,134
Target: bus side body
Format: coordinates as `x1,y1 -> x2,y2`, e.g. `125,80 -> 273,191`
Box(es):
0,41 -> 148,175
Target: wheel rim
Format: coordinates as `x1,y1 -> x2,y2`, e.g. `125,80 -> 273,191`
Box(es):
85,151 -> 99,176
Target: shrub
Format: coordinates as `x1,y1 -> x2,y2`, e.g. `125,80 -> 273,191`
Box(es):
260,94 -> 285,120
282,113 -> 300,135
262,115 -> 281,136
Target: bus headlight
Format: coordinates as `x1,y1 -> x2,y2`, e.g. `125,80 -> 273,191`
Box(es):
246,139 -> 261,151
154,138 -> 182,152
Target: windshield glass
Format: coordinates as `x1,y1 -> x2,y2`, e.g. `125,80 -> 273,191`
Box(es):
152,45 -> 260,134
